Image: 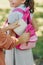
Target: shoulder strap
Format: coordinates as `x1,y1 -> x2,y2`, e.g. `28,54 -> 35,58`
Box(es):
13,8 -> 25,14
13,7 -> 30,22
4,7 -> 31,27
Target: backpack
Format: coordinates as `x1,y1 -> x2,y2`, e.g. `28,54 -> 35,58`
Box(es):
4,7 -> 37,50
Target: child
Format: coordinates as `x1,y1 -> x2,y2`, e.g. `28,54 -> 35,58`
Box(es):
5,0 -> 38,65
0,24 -> 29,65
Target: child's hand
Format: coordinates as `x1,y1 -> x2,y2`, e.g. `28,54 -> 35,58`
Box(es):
18,32 -> 30,44
9,32 -> 30,47
8,22 -> 20,29
8,36 -> 19,49
7,32 -> 30,49
2,22 -> 20,32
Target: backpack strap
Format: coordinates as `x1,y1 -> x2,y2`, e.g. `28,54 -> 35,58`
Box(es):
13,8 -> 25,14
13,7 -> 30,22
13,7 -> 33,34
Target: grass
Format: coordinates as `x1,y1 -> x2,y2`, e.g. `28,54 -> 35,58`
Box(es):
34,12 -> 43,18
35,3 -> 43,8
32,2 -> 43,64
0,9 -> 10,26
33,36 -> 43,58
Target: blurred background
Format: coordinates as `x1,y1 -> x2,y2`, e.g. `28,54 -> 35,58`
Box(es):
0,0 -> 43,65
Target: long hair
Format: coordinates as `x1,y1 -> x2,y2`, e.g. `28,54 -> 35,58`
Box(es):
24,0 -> 34,13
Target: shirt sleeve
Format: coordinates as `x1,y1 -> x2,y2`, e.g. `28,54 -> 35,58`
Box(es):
8,12 -> 20,24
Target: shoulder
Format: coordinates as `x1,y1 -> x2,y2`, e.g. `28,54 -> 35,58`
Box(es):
8,9 -> 23,23
8,12 -> 19,23
8,8 -> 23,18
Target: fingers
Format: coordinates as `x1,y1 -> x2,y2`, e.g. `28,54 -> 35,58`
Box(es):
9,22 -> 20,29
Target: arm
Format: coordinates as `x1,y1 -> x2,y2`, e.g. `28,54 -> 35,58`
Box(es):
0,29 -> 30,49
31,17 -> 38,31
8,32 -> 30,49
2,21 -> 19,32
0,29 -> 21,49
2,11 -> 21,32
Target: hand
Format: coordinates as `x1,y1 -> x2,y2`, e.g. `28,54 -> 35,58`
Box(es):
9,32 -> 30,47
8,36 -> 19,49
18,32 -> 30,44
8,32 -> 30,49
2,22 -> 20,32
8,21 -> 20,29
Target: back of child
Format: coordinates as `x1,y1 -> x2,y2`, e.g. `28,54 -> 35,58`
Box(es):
12,7 -> 37,50
5,0 -> 38,65
5,4 -> 37,50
